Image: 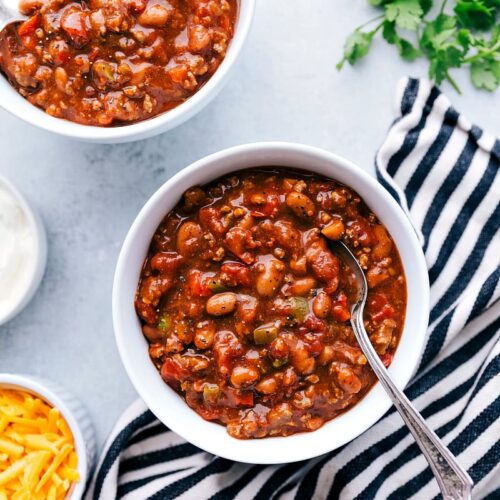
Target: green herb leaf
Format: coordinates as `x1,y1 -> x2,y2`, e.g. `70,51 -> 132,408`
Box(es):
338,1 -> 500,93
470,58 -> 500,90
383,20 -> 421,60
428,45 -> 463,84
455,0 -> 495,31
385,0 -> 424,30
420,14 -> 458,52
337,29 -> 378,69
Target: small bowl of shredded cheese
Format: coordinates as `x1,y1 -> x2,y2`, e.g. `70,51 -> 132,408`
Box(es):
0,174 -> 47,326
0,374 -> 95,499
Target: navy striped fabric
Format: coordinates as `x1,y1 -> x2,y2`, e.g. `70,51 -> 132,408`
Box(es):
86,78 -> 500,500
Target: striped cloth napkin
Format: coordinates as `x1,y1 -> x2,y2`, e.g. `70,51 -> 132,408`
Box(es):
86,77 -> 500,500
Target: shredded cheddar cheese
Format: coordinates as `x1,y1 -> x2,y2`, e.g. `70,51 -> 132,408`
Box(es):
0,389 -> 79,499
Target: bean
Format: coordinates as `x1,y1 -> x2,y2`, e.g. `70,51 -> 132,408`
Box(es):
289,277 -> 317,296
142,324 -> 164,343
313,292 -> 332,318
255,258 -> 285,297
291,342 -> 316,374
176,221 -> 203,257
286,192 -> 316,218
54,67 -> 68,93
331,363 -> 362,394
206,292 -> 237,316
189,24 -> 211,52
290,255 -> 307,274
194,321 -> 216,349
321,218 -> 345,240
138,3 -> 172,27
255,376 -> 278,394
230,364 -> 260,388
318,345 -> 335,365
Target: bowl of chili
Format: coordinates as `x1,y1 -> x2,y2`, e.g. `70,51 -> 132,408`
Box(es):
113,142 -> 429,463
0,0 -> 255,143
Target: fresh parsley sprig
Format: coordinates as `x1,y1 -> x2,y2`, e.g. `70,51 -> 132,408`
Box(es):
337,0 -> 500,92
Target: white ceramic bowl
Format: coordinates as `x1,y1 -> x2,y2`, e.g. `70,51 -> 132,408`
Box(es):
113,142 -> 430,464
0,0 -> 255,143
0,373 -> 96,499
0,174 -> 47,326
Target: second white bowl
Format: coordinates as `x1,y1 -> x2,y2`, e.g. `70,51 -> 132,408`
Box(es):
0,0 -> 255,143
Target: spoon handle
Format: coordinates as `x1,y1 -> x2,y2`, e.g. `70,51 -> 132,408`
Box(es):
351,310 -> 473,500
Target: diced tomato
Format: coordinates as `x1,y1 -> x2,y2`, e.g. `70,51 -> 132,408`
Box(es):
347,217 -> 375,246
160,357 -> 189,390
331,291 -> 351,322
220,261 -> 252,287
367,293 -> 395,322
186,270 -> 211,297
60,7 -> 90,47
199,206 -> 226,235
222,387 -> 254,408
303,315 -> 326,333
18,14 -> 39,36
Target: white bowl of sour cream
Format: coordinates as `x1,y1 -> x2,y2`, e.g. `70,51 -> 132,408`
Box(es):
0,174 -> 47,326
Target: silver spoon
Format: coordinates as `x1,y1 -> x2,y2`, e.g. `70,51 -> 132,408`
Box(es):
330,240 -> 473,500
0,0 -> 25,32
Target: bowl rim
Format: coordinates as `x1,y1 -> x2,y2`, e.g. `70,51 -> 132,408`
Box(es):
113,141 -> 430,464
0,173 -> 47,326
0,373 -> 89,499
0,0 -> 255,143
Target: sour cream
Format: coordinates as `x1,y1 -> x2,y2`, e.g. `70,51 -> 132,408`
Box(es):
0,181 -> 37,321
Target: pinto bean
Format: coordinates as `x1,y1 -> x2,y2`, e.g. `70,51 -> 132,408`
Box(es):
194,320 -> 216,349
206,292 -> 237,316
54,67 -> 69,93
313,291 -> 332,318
189,24 -> 211,52
289,277 -> 317,296
230,364 -> 260,388
138,3 -> 172,27
330,363 -> 362,394
286,192 -> 316,218
321,218 -> 345,240
142,324 -> 164,342
256,376 -> 278,394
318,345 -> 335,365
255,258 -> 285,297
291,341 -> 316,375
176,221 -> 203,257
